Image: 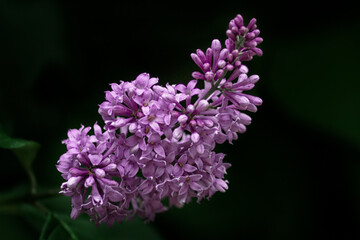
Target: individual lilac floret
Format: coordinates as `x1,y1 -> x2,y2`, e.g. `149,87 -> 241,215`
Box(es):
57,13 -> 263,226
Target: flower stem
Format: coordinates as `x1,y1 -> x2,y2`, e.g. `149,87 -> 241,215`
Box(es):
26,167 -> 37,195
201,70 -> 228,101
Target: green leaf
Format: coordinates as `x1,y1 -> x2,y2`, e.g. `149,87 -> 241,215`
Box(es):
20,204 -> 47,232
12,141 -> 40,166
0,130 -> 31,150
53,213 -> 79,240
0,126 -> 41,168
0,125 -> 40,193
12,141 -> 41,170
39,213 -> 53,240
47,226 -> 68,240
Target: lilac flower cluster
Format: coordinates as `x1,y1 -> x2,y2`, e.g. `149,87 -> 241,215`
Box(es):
57,14 -> 262,225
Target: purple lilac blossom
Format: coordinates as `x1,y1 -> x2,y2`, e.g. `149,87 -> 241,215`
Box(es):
57,13 -> 262,225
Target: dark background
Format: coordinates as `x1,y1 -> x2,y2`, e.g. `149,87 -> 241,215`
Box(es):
0,0 -> 359,239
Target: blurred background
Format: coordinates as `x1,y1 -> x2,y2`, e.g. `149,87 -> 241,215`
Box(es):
0,0 -> 359,239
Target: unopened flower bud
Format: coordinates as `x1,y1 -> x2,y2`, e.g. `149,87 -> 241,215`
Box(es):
226,30 -> 236,41
203,119 -> 214,128
196,119 -> 204,127
129,122 -> 137,133
196,100 -> 209,112
248,74 -> 260,83
103,163 -> 117,172
178,114 -> 188,125
231,26 -> 239,35
192,71 -> 205,79
95,168 -> 106,178
205,71 -> 214,81
85,175 -> 95,188
239,65 -> 249,73
191,132 -> 200,143
173,127 -> 183,140
67,176 -> 83,189
234,14 -> 244,27
186,104 -> 195,113
211,39 -> 222,52
218,60 -> 226,68
239,26 -> 247,35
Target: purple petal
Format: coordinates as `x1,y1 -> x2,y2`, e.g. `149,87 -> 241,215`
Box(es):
67,176 -> 83,189
191,132 -> 200,143
166,151 -> 175,163
214,178 -> 228,192
135,73 -> 150,88
196,100 -> 209,112
166,164 -> 173,174
153,159 -> 166,167
112,117 -> 133,128
194,158 -> 203,170
148,133 -> 161,143
196,144 -> 205,154
127,164 -> 139,178
173,127 -> 184,140
149,121 -> 160,132
143,164 -> 155,177
155,167 -> 165,178
158,184 -> 169,199
173,164 -> 183,177
91,184 -> 103,206
107,189 -> 123,202
187,80 -> 198,90
95,168 -> 105,178
189,174 -> 203,182
148,77 -> 159,87
190,88 -> 201,95
178,184 -> 189,196
139,138 -> 147,150
99,178 -> 118,187
85,175 -> 95,188
183,164 -> 197,173
117,165 -> 125,177
178,154 -> 187,164
93,123 -> 103,139
142,106 -> 150,115
70,207 -> 81,219
177,114 -> 188,125
112,105 -> 133,116
88,154 -> 103,166
190,182 -> 203,191
175,83 -> 186,92
126,135 -> 139,146
69,167 -> 88,176
191,53 -> 205,71
164,114 -> 171,125
141,182 -> 154,195
103,163 -> 117,172
154,144 -> 165,158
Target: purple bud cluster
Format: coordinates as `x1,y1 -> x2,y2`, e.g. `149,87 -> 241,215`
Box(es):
57,14 -> 263,225
191,14 -> 263,82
